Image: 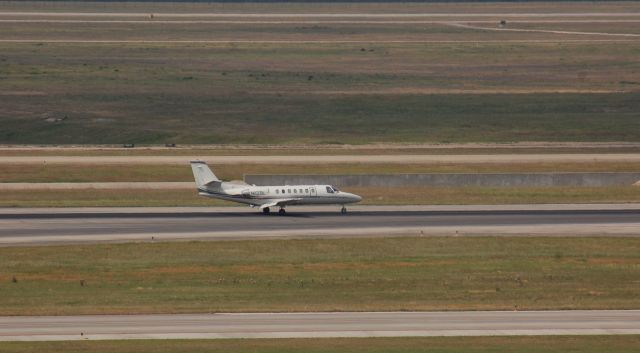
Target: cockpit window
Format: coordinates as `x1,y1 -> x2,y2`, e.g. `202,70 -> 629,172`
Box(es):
331,186 -> 339,192
326,186 -> 334,194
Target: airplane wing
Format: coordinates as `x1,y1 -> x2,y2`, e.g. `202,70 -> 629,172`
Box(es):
259,198 -> 303,209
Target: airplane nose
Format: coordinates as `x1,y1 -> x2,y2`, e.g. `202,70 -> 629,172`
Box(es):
352,193 -> 362,202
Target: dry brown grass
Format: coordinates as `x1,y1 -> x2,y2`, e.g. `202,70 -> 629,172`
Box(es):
2,1 -> 638,15
2,2 -> 640,145
0,237 -> 639,315
2,336 -> 640,353
2,185 -> 640,207
3,145 -> 640,156
8,336 -> 640,353
2,162 -> 640,183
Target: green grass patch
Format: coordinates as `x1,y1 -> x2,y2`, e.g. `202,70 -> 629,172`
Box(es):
0,237 -> 639,315
2,336 -> 640,353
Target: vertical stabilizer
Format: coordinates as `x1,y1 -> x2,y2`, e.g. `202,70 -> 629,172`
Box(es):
190,161 -> 220,188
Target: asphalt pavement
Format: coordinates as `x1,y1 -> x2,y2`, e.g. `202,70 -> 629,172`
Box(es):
1,310 -> 638,341
1,205 -> 639,245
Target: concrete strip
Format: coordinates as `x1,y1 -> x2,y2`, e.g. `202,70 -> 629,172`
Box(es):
1,154 -> 640,165
2,12 -> 640,18
2,224 -> 640,247
1,311 -> 638,341
3,19 -> 640,24
1,205 -> 639,246
246,172 -> 640,187
2,204 -> 640,215
0,182 -> 192,190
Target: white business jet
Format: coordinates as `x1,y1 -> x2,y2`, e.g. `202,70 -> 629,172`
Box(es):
190,160 -> 362,215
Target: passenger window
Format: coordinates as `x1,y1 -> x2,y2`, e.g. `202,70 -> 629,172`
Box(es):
294,189 -> 297,194
326,186 -> 333,193
282,189 -> 285,194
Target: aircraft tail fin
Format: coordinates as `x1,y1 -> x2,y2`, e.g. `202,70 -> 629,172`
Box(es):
190,161 -> 221,189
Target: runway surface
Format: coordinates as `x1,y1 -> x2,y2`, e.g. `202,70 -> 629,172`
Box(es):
1,205 -> 639,246
2,12 -> 640,18
2,153 -> 640,165
1,310 -> 638,341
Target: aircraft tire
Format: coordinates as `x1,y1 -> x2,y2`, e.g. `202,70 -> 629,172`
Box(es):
278,208 -> 286,215
262,207 -> 270,214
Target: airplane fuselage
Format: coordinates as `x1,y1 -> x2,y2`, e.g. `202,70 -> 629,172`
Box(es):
190,160 -> 362,213
198,184 -> 361,207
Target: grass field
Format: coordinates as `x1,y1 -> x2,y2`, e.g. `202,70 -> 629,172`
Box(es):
1,237 -> 639,315
2,336 -> 640,353
2,1 -> 637,14
1,4 -> 639,145
2,162 -> 640,182
2,186 -> 640,207
3,144 -> 640,156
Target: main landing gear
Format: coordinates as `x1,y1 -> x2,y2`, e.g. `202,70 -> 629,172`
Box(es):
341,206 -> 347,214
261,207 -> 286,215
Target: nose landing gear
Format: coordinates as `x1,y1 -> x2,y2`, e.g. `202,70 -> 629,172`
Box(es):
279,207 -> 286,215
341,206 -> 347,214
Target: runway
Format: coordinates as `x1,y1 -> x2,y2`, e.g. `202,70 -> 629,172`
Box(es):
2,12 -> 640,18
1,205 -> 639,246
1,310 -> 638,341
2,153 -> 640,165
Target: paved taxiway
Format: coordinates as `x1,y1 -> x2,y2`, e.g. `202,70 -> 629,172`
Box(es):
1,205 -> 639,245
2,153 -> 640,165
1,310 -> 638,341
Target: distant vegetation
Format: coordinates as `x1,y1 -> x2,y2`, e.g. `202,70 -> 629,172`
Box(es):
2,41 -> 639,144
1,2 -> 638,145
